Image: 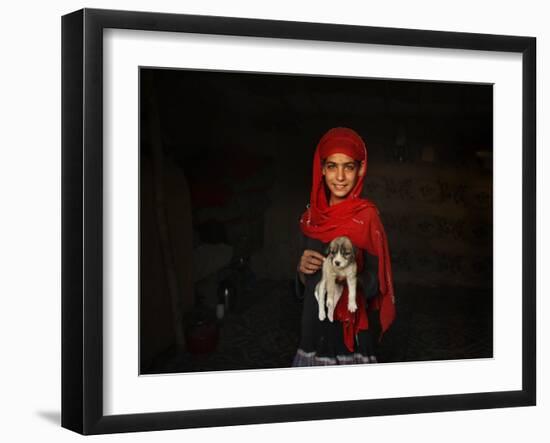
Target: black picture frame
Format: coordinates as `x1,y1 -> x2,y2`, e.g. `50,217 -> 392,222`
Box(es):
61,8 -> 536,435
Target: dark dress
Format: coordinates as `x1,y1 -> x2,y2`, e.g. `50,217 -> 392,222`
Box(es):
292,232 -> 380,366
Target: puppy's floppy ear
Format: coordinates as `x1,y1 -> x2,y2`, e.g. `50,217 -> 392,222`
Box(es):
324,244 -> 331,256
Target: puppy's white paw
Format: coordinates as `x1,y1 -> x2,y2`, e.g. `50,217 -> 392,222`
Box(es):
318,309 -> 326,321
347,300 -> 357,313
327,310 -> 334,322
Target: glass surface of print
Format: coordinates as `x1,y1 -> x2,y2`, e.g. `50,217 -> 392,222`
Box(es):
139,69 -> 493,375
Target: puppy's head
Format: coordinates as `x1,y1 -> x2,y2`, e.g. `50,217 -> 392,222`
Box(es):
326,236 -> 355,269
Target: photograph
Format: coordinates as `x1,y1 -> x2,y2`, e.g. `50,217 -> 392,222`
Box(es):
139,68 -> 493,375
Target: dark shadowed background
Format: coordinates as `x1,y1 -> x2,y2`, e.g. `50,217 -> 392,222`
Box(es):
139,68 -> 493,374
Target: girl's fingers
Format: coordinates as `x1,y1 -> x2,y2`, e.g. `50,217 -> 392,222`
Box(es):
308,251 -> 326,261
306,253 -> 324,265
304,262 -> 320,272
301,262 -> 317,273
299,250 -> 325,274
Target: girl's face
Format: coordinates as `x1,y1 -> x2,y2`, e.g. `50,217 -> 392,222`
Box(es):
322,153 -> 365,205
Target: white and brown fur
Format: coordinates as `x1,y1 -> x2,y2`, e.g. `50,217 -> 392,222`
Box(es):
314,236 -> 358,322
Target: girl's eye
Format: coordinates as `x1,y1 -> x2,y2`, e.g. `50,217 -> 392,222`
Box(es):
345,164 -> 356,171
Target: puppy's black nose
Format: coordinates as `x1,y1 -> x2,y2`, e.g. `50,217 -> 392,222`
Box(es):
335,261 -> 341,267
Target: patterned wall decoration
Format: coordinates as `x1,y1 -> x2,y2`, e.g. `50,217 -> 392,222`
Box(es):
364,161 -> 492,289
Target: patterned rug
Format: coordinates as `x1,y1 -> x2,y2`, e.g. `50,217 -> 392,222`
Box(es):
143,279 -> 492,374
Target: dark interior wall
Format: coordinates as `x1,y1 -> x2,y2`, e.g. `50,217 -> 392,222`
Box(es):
140,68 -> 493,367
142,68 -> 492,281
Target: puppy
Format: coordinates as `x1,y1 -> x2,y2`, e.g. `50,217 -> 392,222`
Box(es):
314,236 -> 358,322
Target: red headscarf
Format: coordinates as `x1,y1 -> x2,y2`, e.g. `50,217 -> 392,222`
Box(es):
300,127 -> 395,347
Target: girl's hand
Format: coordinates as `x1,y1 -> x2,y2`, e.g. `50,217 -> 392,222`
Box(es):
299,250 -> 325,274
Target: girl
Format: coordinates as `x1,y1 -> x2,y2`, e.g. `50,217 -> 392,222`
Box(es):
293,127 -> 395,366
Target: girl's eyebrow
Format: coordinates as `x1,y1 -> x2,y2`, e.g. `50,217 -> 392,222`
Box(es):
325,161 -> 356,166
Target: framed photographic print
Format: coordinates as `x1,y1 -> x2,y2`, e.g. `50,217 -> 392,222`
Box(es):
62,8 -> 536,435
